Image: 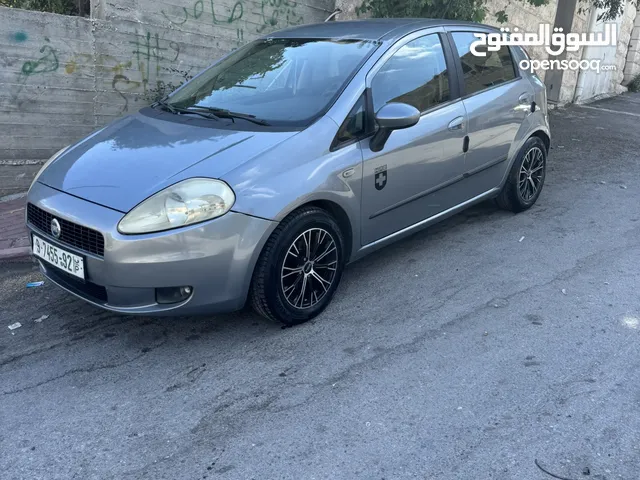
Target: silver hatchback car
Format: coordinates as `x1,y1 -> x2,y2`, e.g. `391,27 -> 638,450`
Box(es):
26,19 -> 549,325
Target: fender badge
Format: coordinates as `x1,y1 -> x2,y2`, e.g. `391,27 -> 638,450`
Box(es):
374,165 -> 387,190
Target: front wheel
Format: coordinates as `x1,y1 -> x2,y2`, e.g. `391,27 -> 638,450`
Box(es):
250,207 -> 345,326
496,136 -> 547,213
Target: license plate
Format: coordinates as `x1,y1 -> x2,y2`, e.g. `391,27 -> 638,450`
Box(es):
32,235 -> 85,280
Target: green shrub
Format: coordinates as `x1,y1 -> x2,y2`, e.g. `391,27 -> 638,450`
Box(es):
0,0 -> 90,16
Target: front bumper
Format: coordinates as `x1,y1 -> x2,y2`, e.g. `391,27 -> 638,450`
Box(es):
26,182 -> 277,315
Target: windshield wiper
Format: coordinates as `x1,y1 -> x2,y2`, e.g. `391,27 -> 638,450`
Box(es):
154,102 -> 270,126
154,101 -> 222,121
187,106 -> 271,126
154,100 -> 177,113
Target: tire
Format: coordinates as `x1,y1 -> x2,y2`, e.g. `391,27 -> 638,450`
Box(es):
250,206 -> 345,326
496,136 -> 547,213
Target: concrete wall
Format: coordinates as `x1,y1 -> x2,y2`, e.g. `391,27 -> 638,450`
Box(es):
614,3 -> 638,88
573,2 -> 637,103
623,7 -> 640,84
0,0 -> 334,196
0,9 -> 95,196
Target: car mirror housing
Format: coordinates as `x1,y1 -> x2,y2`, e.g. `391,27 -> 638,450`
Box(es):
370,103 -> 420,152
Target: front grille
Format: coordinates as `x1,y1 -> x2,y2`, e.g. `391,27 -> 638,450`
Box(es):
27,203 -> 105,257
44,264 -> 108,303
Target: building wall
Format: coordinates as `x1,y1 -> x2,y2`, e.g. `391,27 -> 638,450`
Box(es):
573,3 -> 637,103
623,8 -> 640,84
0,10 -> 95,196
613,3 -> 638,88
0,0 -> 334,196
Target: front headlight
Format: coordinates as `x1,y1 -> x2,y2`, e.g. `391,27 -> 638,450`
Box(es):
30,146 -> 69,190
118,178 -> 235,234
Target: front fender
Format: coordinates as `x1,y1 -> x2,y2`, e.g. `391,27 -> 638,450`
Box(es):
224,117 -> 364,260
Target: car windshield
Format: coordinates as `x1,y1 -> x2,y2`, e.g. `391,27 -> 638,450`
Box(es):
165,38 -> 378,126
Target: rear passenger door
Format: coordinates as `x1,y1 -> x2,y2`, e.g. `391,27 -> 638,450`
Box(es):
448,29 -> 534,190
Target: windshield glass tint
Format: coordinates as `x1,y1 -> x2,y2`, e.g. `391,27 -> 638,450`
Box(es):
167,38 -> 377,126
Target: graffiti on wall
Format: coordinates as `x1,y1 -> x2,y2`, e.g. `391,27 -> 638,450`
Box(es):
21,42 -> 58,76
8,30 -> 183,113
161,0 -> 244,26
6,0 -> 313,114
129,31 -> 181,89
11,30 -> 29,43
7,37 -> 59,106
161,0 -> 305,39
257,0 -> 304,33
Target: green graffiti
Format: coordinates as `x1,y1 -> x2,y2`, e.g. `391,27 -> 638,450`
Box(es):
12,31 -> 28,43
257,0 -> 303,33
162,0 -> 244,26
194,0 -> 205,18
161,0 -> 304,35
21,44 -> 59,76
161,0 -> 204,25
129,31 -> 181,90
131,31 -> 167,85
228,1 -> 244,23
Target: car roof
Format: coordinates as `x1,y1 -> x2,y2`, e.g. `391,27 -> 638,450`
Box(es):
265,18 -> 498,42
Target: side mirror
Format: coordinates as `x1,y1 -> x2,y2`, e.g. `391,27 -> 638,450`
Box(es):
370,102 -> 420,152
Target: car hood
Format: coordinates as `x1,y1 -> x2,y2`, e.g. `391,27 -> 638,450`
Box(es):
38,109 -> 298,212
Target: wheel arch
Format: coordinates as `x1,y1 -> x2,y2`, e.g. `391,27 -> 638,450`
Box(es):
500,126 -> 550,190
529,129 -> 550,154
302,199 -> 354,262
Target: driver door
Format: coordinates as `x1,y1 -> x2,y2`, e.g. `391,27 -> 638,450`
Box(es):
360,31 -> 468,246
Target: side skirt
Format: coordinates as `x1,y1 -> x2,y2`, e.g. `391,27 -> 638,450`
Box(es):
350,187 -> 500,263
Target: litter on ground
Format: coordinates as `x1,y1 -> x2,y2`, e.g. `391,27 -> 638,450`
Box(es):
26,281 -> 44,288
34,315 -> 49,323
8,322 -> 22,330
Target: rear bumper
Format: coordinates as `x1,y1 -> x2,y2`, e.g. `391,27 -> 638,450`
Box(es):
26,182 -> 277,315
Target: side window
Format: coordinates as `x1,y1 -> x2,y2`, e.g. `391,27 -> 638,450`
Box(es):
371,34 -> 450,114
335,94 -> 367,145
451,32 -> 516,96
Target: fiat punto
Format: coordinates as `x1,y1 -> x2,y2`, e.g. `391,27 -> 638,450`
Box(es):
26,19 -> 549,325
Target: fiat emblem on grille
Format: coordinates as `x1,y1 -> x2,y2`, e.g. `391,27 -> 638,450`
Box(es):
51,218 -> 61,238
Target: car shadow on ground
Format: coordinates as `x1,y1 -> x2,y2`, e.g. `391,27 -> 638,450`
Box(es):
0,194 -> 530,392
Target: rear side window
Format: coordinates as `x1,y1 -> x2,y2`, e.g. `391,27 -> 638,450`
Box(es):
371,34 -> 450,113
451,32 -> 517,96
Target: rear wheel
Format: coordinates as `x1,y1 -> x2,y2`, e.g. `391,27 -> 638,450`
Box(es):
250,207 -> 345,326
496,136 -> 547,212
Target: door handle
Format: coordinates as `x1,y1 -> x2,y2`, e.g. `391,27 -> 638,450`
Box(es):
518,93 -> 530,105
448,116 -> 464,131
